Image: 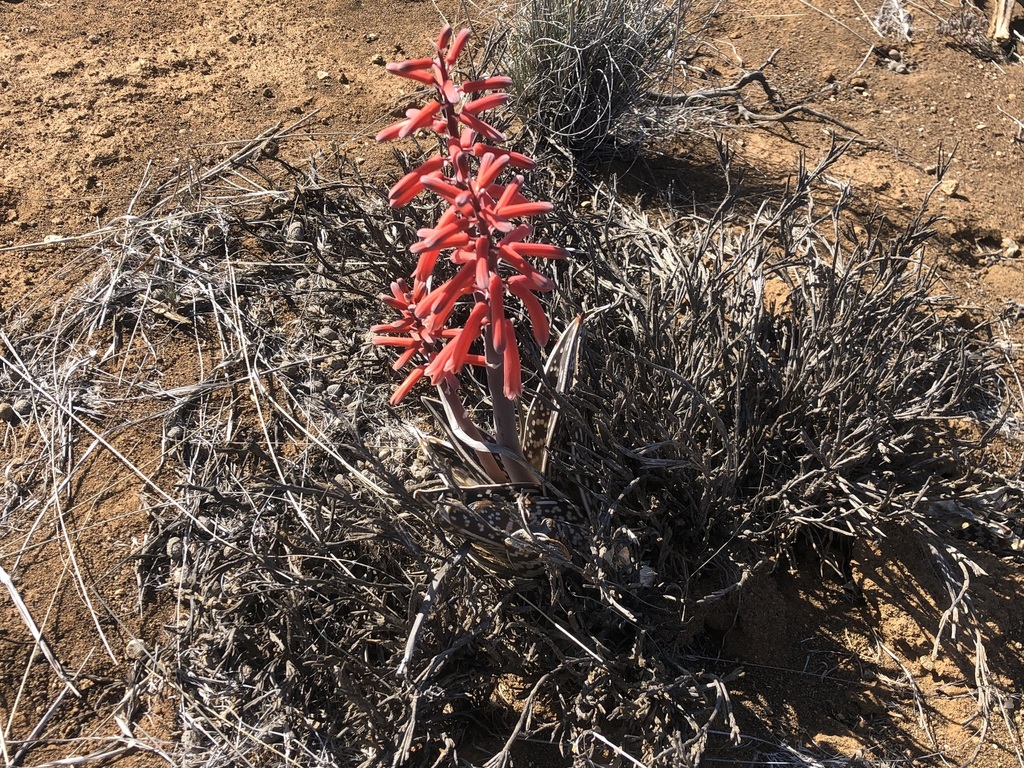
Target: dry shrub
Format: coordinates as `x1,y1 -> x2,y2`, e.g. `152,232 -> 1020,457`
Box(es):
486,0 -> 708,156
2,131 -> 1019,767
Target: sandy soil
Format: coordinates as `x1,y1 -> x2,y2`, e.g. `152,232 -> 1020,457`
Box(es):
1,0 -> 1023,764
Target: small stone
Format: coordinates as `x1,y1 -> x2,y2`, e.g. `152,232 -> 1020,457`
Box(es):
262,87 -> 275,99
326,384 -> 342,397
924,164 -> 938,175
13,398 -> 32,416
125,638 -> 147,660
166,425 -> 184,440
317,70 -> 331,80
364,32 -> 379,42
888,48 -> 901,61
939,178 -> 960,197
171,566 -> 190,587
166,537 -> 183,559
371,54 -> 386,66
285,220 -> 304,252
318,326 -> 339,342
850,76 -> 868,89
0,402 -> 17,424
226,32 -> 240,44
1002,237 -> 1021,259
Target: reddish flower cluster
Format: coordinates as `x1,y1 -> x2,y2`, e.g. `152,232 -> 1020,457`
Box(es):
371,25 -> 566,405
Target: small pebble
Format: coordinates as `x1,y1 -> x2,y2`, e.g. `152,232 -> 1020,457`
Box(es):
371,54 -> 386,66
0,402 -> 16,424
285,220 -> 305,252
125,638 -> 147,660
13,398 -> 32,416
166,537 -> 183,559
166,425 -> 184,441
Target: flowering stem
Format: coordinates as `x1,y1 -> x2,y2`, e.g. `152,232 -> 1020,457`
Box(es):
483,327 -> 535,484
373,25 -> 568,486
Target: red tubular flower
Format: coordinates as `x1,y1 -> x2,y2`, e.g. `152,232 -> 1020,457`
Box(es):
418,175 -> 464,205
385,57 -> 436,86
471,143 -> 536,170
505,242 -> 568,259
457,110 -> 505,143
462,93 -> 510,115
437,24 -> 454,52
401,101 -> 442,138
388,155 -> 447,206
507,275 -> 550,346
423,301 -> 488,383
488,274 -> 507,352
445,28 -> 471,64
461,76 -> 514,93
417,262 -> 476,332
412,220 -> 471,253
444,301 -> 488,374
391,366 -> 426,406
475,152 -> 510,189
372,279 -> 438,404
502,319 -> 522,399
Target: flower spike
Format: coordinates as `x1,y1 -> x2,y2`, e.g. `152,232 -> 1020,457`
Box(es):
374,25 -> 566,416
